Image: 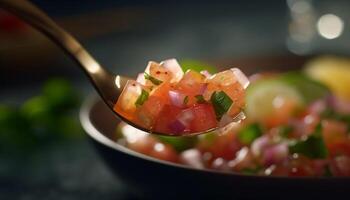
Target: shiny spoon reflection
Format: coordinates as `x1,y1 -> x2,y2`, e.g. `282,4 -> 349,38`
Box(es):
0,0 -> 228,136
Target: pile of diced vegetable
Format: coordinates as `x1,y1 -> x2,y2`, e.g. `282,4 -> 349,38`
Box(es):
114,59 -> 249,135
114,56 -> 350,177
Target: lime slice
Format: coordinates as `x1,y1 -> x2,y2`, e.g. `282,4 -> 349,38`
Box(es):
245,79 -> 303,121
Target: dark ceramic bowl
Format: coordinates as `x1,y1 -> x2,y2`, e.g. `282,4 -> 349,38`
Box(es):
80,55 -> 350,199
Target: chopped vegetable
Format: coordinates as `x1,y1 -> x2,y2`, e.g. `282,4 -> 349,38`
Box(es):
238,123 -> 262,145
135,89 -> 149,107
115,59 -> 247,134
289,124 -> 328,159
195,95 -> 206,104
144,72 -> 163,85
210,91 -> 233,120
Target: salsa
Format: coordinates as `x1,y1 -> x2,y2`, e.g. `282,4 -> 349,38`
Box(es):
114,56 -> 350,177
114,59 -> 249,135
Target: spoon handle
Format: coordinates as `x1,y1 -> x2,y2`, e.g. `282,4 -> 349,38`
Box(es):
0,0 -> 111,81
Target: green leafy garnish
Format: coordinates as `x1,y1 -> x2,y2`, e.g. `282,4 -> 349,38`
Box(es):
210,91 -> 233,120
195,95 -> 206,104
183,96 -> 189,105
238,123 -> 262,145
289,124 -> 328,159
135,89 -> 149,107
144,72 -> 163,85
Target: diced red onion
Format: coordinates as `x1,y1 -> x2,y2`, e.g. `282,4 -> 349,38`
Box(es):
262,143 -> 288,166
168,120 -> 186,134
231,68 -> 250,89
160,58 -> 184,82
251,135 -> 271,158
168,90 -> 186,107
180,149 -> 204,169
200,70 -> 212,78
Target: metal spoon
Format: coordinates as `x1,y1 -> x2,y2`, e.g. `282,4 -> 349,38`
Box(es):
0,0 -> 221,136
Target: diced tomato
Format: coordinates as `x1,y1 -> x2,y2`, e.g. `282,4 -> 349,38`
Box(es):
150,82 -> 173,105
154,105 -> 182,133
190,104 -> 217,132
145,61 -> 173,84
208,69 -> 239,86
321,119 -> 350,156
136,96 -> 165,128
177,70 -> 206,97
322,120 -> 348,145
114,80 -> 148,120
197,131 -> 241,161
288,156 -> 315,177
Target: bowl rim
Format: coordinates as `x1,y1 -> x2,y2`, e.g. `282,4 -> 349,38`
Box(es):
80,94 -> 350,181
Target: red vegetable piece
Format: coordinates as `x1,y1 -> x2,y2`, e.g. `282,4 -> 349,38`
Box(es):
154,105 -> 182,134
190,104 -> 217,132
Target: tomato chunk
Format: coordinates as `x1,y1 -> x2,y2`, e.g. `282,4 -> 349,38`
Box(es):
190,104 -> 217,132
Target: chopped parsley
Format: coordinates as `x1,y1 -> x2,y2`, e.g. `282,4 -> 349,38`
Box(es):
134,89 -> 149,107
195,95 -> 206,104
210,91 -> 233,120
289,124 -> 328,159
238,123 -> 262,145
144,72 -> 163,85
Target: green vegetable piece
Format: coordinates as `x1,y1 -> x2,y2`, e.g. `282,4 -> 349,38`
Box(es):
135,89 -> 149,107
43,78 -> 79,112
210,91 -> 233,120
179,59 -> 217,73
157,135 -> 198,152
183,96 -> 189,106
280,72 -> 330,104
238,123 -> 262,145
144,72 -> 163,85
195,95 -> 206,104
289,124 -> 328,159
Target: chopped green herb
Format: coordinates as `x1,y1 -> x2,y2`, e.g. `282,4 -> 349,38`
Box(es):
210,91 -> 233,120
289,124 -> 328,159
144,72 -> 163,85
183,96 -> 189,105
195,95 -> 206,104
238,123 -> 262,145
135,89 -> 149,107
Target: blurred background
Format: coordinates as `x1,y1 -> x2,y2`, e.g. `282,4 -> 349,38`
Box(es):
0,0 -> 349,199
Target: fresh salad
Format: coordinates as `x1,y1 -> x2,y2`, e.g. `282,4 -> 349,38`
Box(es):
114,59 -> 249,135
114,56 -> 350,177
